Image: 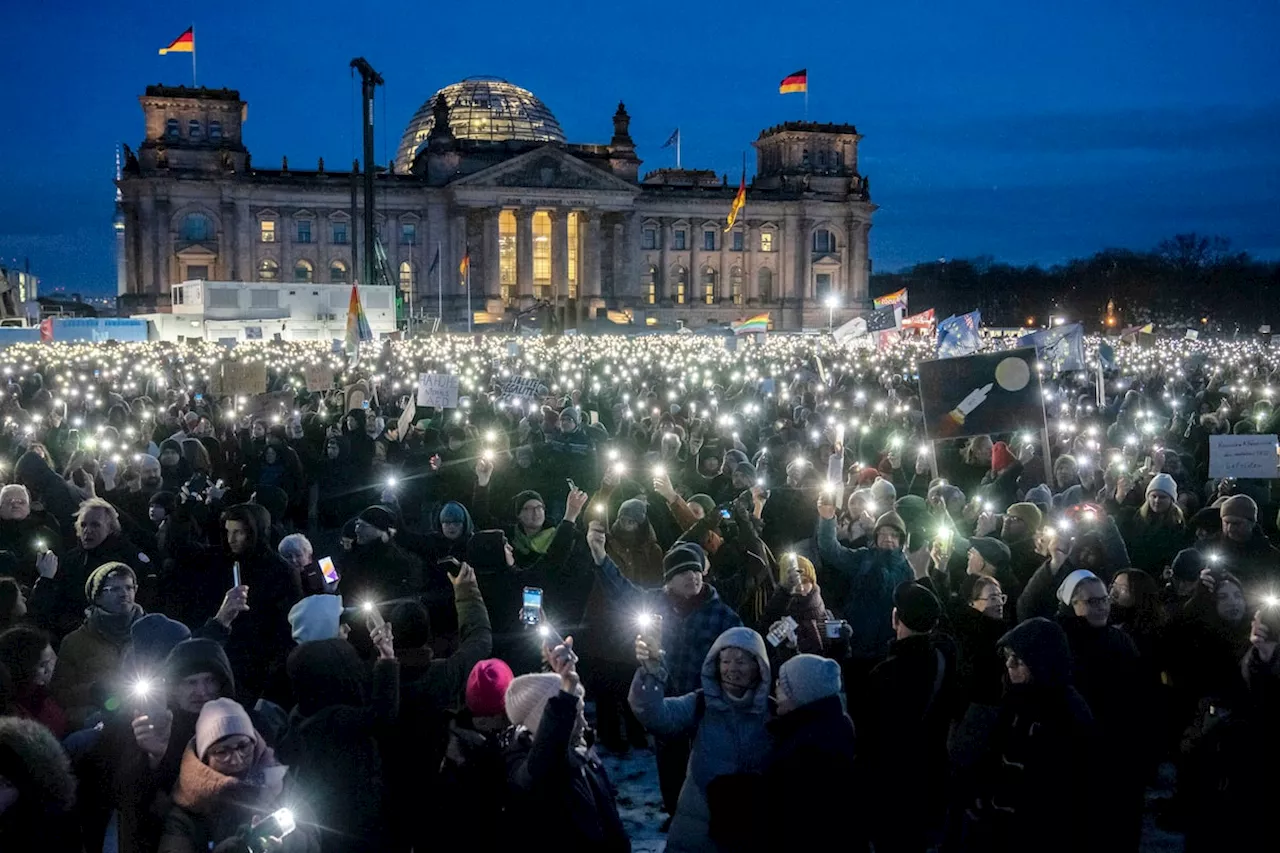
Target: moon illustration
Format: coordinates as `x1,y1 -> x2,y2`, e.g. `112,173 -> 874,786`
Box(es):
994,357 -> 1031,392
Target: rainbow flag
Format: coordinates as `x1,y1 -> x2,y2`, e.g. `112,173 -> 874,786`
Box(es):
779,69 -> 807,94
731,313 -> 770,336
345,283 -> 372,357
873,288 -> 908,310
159,27 -> 195,55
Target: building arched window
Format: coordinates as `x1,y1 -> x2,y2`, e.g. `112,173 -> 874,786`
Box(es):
293,260 -> 314,283
813,229 -> 835,254
329,260 -> 349,284
757,267 -> 774,302
181,213 -> 212,242
209,121 -> 223,141
730,267 -> 744,305
399,261 -> 415,299
165,118 -> 180,140
258,259 -> 279,282
672,265 -> 687,304
188,120 -> 202,139
701,266 -> 717,305
642,265 -> 657,305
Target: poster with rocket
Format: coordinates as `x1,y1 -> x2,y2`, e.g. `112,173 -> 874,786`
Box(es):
918,348 -> 1046,441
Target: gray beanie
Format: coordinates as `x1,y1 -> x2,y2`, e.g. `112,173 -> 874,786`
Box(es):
869,478 -> 897,506
617,498 -> 648,525
777,654 -> 843,714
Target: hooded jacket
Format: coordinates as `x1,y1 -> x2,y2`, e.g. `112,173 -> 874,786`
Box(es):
815,515 -> 912,660
0,717 -> 82,853
14,450 -> 81,538
629,627 -> 774,853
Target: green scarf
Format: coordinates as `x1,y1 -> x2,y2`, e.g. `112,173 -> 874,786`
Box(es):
513,525 -> 557,557
86,603 -> 145,647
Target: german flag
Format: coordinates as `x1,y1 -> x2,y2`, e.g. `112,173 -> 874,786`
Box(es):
159,27 -> 195,55
779,69 -> 807,95
459,245 -> 470,277
724,174 -> 746,232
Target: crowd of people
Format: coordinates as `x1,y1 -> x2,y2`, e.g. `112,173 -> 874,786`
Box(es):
0,331 -> 1277,852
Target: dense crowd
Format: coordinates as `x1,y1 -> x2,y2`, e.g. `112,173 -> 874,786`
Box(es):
0,331 -> 1277,853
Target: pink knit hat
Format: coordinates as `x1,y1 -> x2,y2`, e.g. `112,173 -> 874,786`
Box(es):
466,659 -> 515,717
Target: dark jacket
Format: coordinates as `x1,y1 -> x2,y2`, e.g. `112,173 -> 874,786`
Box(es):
30,532 -> 153,641
814,515 -> 912,660
945,602 -> 1008,710
0,717 -> 83,853
761,695 -> 857,849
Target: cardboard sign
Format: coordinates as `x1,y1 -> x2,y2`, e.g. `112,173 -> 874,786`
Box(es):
303,364 -> 335,392
417,373 -> 460,409
918,348 -> 1046,441
1185,329 -> 1200,341
500,376 -> 546,402
215,361 -> 267,396
244,390 -> 296,420
1209,434 -> 1279,479
397,398 -> 417,436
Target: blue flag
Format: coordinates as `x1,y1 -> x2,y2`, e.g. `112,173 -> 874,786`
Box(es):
1018,322 -> 1085,373
937,310 -> 982,358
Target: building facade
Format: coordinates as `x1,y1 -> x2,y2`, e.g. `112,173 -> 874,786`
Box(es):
117,77 -> 875,329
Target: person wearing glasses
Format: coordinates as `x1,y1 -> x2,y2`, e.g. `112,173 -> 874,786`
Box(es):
160,697 -> 314,853
1056,569 -> 1146,853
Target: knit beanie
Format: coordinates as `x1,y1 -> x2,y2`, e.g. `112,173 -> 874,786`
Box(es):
734,462 -> 757,482
289,594 -> 345,644
969,536 -> 1012,572
663,541 -> 706,582
893,495 -> 931,544
512,490 -> 544,515
148,491 -> 178,516
1220,494 -> 1258,524
688,494 -> 716,518
504,673 -> 563,736
85,562 -> 137,604
1170,548 -> 1206,582
991,441 -> 1016,472
1024,484 -> 1053,511
869,478 -> 897,507
1005,502 -> 1043,531
872,511 -> 907,540
126,613 -> 191,669
1056,569 -> 1100,606
777,654 -> 843,714
357,505 -> 398,533
466,659 -> 515,718
1146,473 -> 1178,501
439,502 -> 467,524
194,698 -> 255,760
618,498 -> 649,525
165,638 -> 235,696
893,581 -> 941,632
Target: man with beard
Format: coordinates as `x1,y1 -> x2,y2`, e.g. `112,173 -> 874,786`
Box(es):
0,483 -> 62,586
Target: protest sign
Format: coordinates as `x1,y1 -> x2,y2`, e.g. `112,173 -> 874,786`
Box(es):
499,376 -> 547,404
303,364 -> 335,392
417,373 -> 460,409
214,361 -> 267,396
833,316 -> 868,344
397,398 -> 417,436
918,347 -> 1045,441
1209,434 -> 1280,479
1185,329 -> 1200,341
243,390 -> 295,420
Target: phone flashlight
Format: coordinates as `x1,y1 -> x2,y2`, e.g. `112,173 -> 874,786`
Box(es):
483,449 -> 494,461
132,678 -> 153,699
385,476 -> 398,488
637,612 -> 654,629
652,465 -> 665,479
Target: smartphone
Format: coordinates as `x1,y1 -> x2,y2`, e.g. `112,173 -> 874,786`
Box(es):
719,507 -> 732,519
246,807 -> 296,852
824,619 -> 845,639
361,400 -> 370,410
232,561 -> 241,588
437,556 -> 462,577
566,478 -> 577,492
520,586 -> 544,625
364,601 -> 386,629
319,556 -> 339,585
195,393 -> 203,402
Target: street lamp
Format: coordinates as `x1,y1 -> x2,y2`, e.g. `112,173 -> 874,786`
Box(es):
825,294 -> 839,331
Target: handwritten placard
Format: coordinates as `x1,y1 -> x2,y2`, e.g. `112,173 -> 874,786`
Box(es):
215,361 -> 267,396
1209,434 -> 1280,479
417,373 -> 460,409
303,364 -> 335,392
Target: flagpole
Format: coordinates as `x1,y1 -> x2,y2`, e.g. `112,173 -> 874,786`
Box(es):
466,263 -> 473,334
191,24 -> 197,87
676,129 -> 681,170
436,240 -> 443,329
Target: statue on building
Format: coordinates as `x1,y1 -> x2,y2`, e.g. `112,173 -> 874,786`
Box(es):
220,150 -> 235,172
282,155 -> 289,172
317,157 -> 325,173
121,144 -> 140,174
155,147 -> 168,169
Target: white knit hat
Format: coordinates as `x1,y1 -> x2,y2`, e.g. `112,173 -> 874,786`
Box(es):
195,697 -> 254,760
777,654 -> 843,714
1056,569 -> 1100,606
504,673 -> 563,735
1146,473 -> 1178,501
289,594 -> 345,644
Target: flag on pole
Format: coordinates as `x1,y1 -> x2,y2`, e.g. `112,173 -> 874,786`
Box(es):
662,129 -> 679,148
458,245 -> 470,277
345,283 -> 372,357
731,313 -> 770,336
865,306 -> 901,333
873,288 -> 908,311
427,247 -> 440,275
936,310 -> 982,359
779,69 -> 808,94
158,27 -> 195,54
725,173 -> 746,232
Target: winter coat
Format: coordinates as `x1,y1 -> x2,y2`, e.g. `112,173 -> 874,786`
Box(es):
760,695 -> 857,849
50,603 -> 145,728
435,714 -> 511,850
0,512 -> 62,587
30,533 -> 153,641
14,449 -> 81,538
758,584 -> 831,665
504,692 -> 630,852
945,602 -> 1008,710
1210,528 -> 1280,590
337,538 -> 425,604
593,554 -> 741,696
1115,505 -> 1189,575
580,521 -> 665,664
814,515 -> 912,660
0,716 -> 83,853
629,626 -> 773,853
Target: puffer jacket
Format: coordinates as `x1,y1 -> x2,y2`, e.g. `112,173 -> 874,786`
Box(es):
629,626 -> 774,853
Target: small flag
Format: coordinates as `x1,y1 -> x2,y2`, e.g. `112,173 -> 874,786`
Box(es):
427,247 -> 440,275
159,27 -> 195,55
779,69 -> 808,94
731,313 -> 770,336
901,308 -> 936,330
873,288 -> 908,311
724,174 -> 746,232
345,283 -> 372,357
865,306 -> 901,333
937,310 -> 982,359
662,128 -> 680,149
459,245 -> 470,277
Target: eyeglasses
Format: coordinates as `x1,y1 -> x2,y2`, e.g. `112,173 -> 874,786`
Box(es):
520,504 -> 545,513
207,738 -> 255,761
977,593 -> 1008,604
1075,596 -> 1110,608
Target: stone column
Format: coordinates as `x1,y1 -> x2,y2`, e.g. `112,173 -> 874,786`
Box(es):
852,221 -> 870,303
551,210 -> 569,305
622,211 -> 641,305
159,200 -> 175,290
484,210 -> 501,304
688,221 -> 700,307
658,217 -> 670,304
516,208 -> 534,308
141,195 -> 157,293
233,200 -> 251,281
719,226 -> 731,303
280,207 -> 294,283
584,211 -> 603,317
745,221 -> 758,304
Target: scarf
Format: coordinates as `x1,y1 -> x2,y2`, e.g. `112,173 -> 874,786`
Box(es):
513,525 -> 557,557
172,735 -> 287,815
86,603 -> 145,646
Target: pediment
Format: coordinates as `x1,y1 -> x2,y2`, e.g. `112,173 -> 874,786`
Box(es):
177,244 -> 218,258
451,146 -> 640,194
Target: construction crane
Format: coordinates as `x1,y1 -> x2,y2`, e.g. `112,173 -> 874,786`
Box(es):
349,58 -> 384,289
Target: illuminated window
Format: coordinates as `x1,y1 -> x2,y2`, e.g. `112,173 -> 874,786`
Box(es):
294,260 -> 314,283
399,261 -> 415,298
813,229 -> 834,253
188,120 -> 202,139
730,267 -> 744,305
642,265 -> 657,304
702,266 -> 717,304
332,222 -> 348,244
732,231 -> 744,252
258,259 -> 279,281
760,231 -> 774,253
757,267 -> 773,301
297,220 -> 312,244
260,220 -> 276,243
673,230 -> 687,250
567,212 -> 579,299
181,213 -> 212,241
673,266 -> 687,304
532,210 -> 551,299
499,210 -> 517,304
642,228 -> 657,250
329,260 -> 349,283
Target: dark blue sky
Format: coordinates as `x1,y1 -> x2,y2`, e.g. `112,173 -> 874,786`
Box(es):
2,0 -> 1278,296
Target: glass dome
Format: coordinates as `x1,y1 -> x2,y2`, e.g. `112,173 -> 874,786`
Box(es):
396,77 -> 566,170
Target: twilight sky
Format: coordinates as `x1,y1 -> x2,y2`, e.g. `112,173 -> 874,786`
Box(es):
1,0 -> 1277,296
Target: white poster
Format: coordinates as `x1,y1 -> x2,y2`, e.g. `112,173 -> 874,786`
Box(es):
417,372 -> 460,408
1209,434 -> 1279,479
